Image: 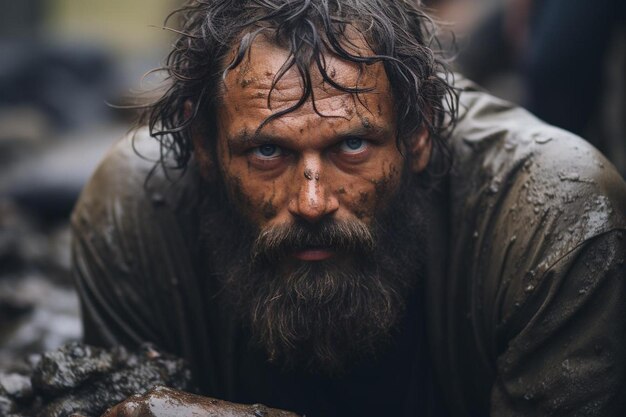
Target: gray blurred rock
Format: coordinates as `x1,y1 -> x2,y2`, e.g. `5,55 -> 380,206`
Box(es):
0,343 -> 194,417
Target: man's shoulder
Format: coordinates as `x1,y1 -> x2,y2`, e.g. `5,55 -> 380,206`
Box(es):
72,129 -> 151,211
433,83 -> 626,415
448,81 -> 626,244
447,83 -> 626,301
444,80 -> 626,345
71,128 -> 200,230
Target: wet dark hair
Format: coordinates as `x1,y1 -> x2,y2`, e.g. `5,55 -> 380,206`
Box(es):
140,0 -> 458,172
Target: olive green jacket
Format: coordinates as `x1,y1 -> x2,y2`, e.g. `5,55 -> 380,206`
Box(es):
71,81 -> 626,416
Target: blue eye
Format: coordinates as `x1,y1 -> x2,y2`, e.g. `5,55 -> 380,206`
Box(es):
339,138 -> 367,153
253,144 -> 282,159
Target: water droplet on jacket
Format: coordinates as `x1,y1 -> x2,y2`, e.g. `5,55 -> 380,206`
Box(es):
562,359 -> 571,371
488,178 -> 501,194
524,284 -> 535,293
558,172 -> 580,182
151,193 -> 165,206
504,141 -> 516,151
533,133 -> 552,144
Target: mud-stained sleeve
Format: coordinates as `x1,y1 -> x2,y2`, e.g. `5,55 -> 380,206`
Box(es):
70,139 -> 163,348
441,81 -> 626,416
490,229 -> 626,416
481,136 -> 626,416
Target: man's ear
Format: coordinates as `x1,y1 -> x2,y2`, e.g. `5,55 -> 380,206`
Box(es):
407,125 -> 432,173
186,100 -> 216,181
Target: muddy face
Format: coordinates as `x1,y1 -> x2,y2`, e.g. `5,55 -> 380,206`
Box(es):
197,35 -> 430,374
212,36 -> 409,235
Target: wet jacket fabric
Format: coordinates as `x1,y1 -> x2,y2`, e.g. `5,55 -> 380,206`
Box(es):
71,81 -> 626,417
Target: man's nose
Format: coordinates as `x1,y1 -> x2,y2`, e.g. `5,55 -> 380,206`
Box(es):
288,158 -> 339,223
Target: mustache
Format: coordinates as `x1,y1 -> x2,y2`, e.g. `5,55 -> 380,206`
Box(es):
251,218 -> 376,262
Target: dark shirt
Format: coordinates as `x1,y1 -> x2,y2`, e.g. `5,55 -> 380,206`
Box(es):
71,80 -> 626,416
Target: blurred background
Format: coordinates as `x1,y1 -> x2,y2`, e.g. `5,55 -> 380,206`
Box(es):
0,0 -> 624,372
0,0 -> 177,371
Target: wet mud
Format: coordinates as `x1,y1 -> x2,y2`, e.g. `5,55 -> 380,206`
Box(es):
102,386 -> 299,417
0,342 -> 193,417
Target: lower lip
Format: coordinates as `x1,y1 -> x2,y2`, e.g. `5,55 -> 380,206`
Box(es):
292,249 -> 335,261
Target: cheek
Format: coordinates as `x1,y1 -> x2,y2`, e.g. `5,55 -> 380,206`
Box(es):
221,171 -> 254,215
371,160 -> 403,202
339,159 -> 403,222
220,163 -> 285,225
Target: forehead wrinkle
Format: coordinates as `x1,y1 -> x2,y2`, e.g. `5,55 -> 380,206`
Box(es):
221,37 -> 384,95
229,113 -> 391,146
218,34 -> 396,140
228,129 -> 294,148
227,128 -> 269,145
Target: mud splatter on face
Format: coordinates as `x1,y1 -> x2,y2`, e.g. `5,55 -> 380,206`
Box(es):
262,200 -> 277,220
226,127 -> 250,160
368,163 -> 401,209
337,187 -> 346,195
222,172 -> 256,218
353,209 -> 368,220
304,169 -> 315,181
361,116 -> 371,129
371,176 -> 389,199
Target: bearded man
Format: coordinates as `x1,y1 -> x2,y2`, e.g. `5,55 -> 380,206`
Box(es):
71,1 -> 626,416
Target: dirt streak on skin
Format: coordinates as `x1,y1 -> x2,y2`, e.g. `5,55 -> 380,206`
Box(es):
262,183 -> 278,220
262,200 -> 277,220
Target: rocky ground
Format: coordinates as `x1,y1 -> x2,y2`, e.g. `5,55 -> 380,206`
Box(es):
0,342 -> 193,417
0,199 -> 81,374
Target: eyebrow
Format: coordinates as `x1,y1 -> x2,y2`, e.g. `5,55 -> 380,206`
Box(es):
227,123 -> 391,147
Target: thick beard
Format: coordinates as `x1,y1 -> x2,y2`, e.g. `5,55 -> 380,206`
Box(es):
200,169 -> 428,376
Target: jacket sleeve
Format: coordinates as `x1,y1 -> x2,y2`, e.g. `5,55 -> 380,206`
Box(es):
441,82 -> 626,416
71,133 -> 221,394
71,137 -> 165,348
491,229 -> 626,416
484,134 -> 626,417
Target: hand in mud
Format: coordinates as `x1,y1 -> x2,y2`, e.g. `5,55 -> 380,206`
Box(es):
102,386 -> 299,417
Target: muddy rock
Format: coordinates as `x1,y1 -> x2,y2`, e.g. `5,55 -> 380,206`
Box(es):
102,386 -> 300,417
32,343 -> 115,395
0,342 -> 194,417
